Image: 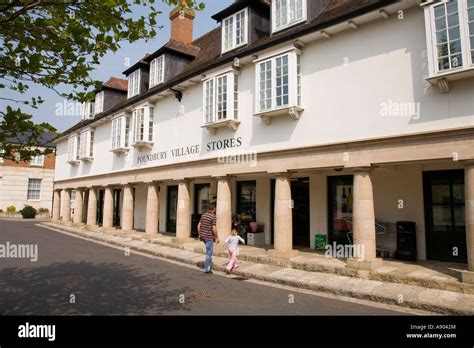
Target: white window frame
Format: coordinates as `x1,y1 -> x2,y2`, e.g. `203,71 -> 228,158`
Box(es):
255,49 -> 302,113
203,70 -> 239,124
272,0 -> 307,33
30,154 -> 44,167
67,135 -> 79,163
78,129 -> 94,161
149,55 -> 165,88
127,69 -> 141,98
111,116 -> 124,150
81,101 -> 95,120
131,105 -> 154,146
94,91 -> 104,115
423,0 -> 474,77
222,8 -> 248,53
27,178 -> 42,201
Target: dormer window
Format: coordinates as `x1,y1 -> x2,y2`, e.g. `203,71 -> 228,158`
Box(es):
150,55 -> 165,88
272,0 -> 307,33
94,91 -> 104,115
81,102 -> 94,120
222,8 -> 248,53
128,69 -> 141,98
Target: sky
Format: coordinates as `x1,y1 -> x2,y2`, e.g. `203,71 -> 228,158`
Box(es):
0,0 -> 233,132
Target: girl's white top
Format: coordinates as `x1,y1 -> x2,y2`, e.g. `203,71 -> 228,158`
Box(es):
224,235 -> 245,249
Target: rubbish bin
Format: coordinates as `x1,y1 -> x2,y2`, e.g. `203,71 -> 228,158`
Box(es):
396,221 -> 417,261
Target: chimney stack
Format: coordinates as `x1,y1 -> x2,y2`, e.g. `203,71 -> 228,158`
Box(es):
169,0 -> 195,44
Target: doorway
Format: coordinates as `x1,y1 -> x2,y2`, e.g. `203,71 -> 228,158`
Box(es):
113,189 -> 121,228
328,175 -> 354,246
423,170 -> 466,263
166,185 -> 178,234
271,178 -> 310,248
192,183 -> 211,237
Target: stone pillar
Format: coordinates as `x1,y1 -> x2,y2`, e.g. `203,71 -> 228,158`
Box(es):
73,189 -> 84,224
173,180 -> 192,243
346,168 -> 383,270
62,189 -> 71,223
145,183 -> 160,234
216,177 -> 232,243
121,184 -> 134,232
86,188 -> 98,226
103,186 -> 114,229
52,190 -> 61,221
268,173 -> 298,259
462,163 -> 474,284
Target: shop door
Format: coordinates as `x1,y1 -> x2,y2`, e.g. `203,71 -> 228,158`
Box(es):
328,176 -> 354,246
97,189 -> 104,226
423,170 -> 466,263
167,186 -> 178,234
193,184 -> 211,237
113,189 -> 121,228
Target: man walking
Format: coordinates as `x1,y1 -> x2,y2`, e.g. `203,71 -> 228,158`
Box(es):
197,205 -> 219,274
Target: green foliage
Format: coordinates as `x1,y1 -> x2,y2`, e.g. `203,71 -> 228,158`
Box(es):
19,205 -> 37,219
6,205 -> 16,214
38,207 -> 50,213
0,0 -> 204,161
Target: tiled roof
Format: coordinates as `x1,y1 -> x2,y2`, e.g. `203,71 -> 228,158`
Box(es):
5,132 -> 57,148
58,0 -> 395,139
103,77 -> 128,92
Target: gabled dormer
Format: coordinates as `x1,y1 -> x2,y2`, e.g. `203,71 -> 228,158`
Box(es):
123,57 -> 150,99
212,0 -> 271,55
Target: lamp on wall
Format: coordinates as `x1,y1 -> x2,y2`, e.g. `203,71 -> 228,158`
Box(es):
169,87 -> 183,102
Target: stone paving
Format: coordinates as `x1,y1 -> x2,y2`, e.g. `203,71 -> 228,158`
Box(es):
39,222 -> 474,315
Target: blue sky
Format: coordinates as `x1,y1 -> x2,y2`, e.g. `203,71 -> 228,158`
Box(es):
0,0 -> 233,132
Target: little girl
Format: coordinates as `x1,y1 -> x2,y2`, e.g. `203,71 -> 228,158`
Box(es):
224,225 -> 245,274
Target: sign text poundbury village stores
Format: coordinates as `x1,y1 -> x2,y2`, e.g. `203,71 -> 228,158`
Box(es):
136,137 -> 243,164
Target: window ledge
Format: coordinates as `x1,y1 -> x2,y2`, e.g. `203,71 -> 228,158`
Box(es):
30,164 -> 44,168
111,147 -> 130,156
426,67 -> 474,93
201,119 -> 240,135
132,141 -> 154,150
80,156 -> 94,162
255,106 -> 304,125
67,160 -> 80,166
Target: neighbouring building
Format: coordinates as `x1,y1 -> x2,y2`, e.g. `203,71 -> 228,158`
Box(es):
0,133 -> 56,215
52,0 -> 474,283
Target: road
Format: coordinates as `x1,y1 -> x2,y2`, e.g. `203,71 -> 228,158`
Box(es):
0,220 -> 410,315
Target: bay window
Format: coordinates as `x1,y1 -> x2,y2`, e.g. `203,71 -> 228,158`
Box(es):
255,47 -> 303,124
272,0 -> 307,33
423,0 -> 474,91
81,101 -> 94,120
150,55 -> 165,88
128,69 -> 141,98
131,105 -> 154,149
202,69 -> 240,134
111,114 -> 131,154
222,8 -> 248,53
94,91 -> 104,115
67,135 -> 80,164
79,129 -> 94,161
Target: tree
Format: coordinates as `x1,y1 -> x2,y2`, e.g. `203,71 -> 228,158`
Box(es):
0,0 -> 204,161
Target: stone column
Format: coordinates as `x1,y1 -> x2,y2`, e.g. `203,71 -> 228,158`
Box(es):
62,189 -> 71,223
103,186 -> 114,229
268,173 -> 298,259
52,190 -> 61,221
145,183 -> 160,234
86,188 -> 98,226
462,163 -> 474,284
121,184 -> 134,232
216,177 -> 232,243
346,168 -> 383,270
173,180 -> 192,243
73,189 -> 84,224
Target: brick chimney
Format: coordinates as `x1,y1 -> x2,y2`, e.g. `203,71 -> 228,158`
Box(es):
169,0 -> 195,44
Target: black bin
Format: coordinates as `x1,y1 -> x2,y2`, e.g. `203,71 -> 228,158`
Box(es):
396,221 -> 417,261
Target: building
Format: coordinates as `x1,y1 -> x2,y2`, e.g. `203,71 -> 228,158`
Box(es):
0,133 -> 56,214
52,0 -> 474,283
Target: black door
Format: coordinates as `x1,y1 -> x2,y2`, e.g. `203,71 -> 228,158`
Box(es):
328,176 -> 354,246
423,170 -> 466,263
113,189 -> 121,228
270,178 -> 310,248
193,184 -> 211,237
166,185 -> 178,234
97,189 -> 104,226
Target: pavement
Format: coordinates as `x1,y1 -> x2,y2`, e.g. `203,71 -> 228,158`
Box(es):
35,221 -> 474,315
0,220 -> 411,315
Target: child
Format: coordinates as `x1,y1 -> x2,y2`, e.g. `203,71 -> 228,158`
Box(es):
223,225 -> 245,274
